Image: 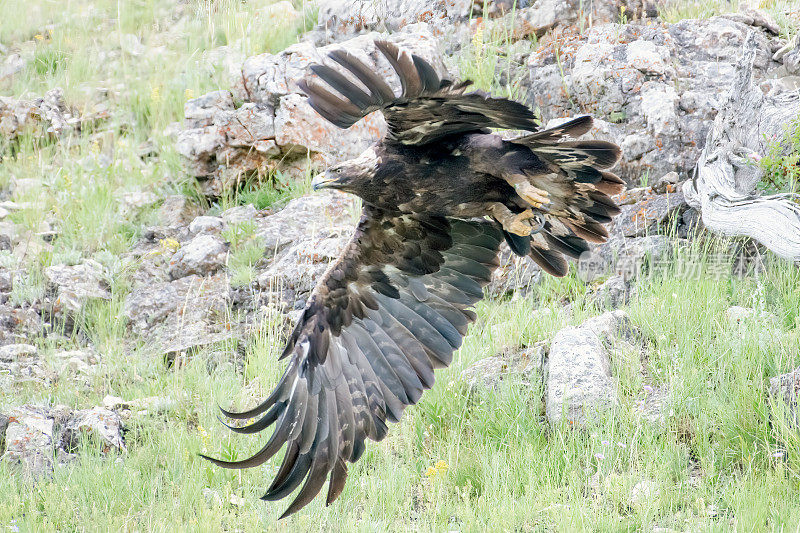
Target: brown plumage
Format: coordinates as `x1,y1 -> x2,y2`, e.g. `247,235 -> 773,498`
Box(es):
202,40 -> 624,517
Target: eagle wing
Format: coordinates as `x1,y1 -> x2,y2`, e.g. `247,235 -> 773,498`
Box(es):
298,40 -> 540,145
202,208 -> 503,517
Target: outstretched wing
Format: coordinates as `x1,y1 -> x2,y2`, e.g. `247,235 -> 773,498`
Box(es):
202,208 -> 503,518
298,40 -> 540,145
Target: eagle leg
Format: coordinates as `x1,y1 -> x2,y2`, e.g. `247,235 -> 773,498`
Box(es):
506,173 -> 550,210
488,203 -> 541,236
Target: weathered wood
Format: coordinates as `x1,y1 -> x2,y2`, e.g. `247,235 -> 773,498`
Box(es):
683,31 -> 800,261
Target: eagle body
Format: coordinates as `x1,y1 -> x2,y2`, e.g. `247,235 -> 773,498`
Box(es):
202,40 -> 625,518
352,134 -> 519,216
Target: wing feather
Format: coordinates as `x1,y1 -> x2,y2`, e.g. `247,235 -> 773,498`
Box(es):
204,209 -> 503,517
299,40 -> 541,145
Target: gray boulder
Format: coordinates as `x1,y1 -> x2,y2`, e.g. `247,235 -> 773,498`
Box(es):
44,260 -> 111,314
545,310 -> 643,425
123,273 -> 233,355
168,234 -> 229,280
1,404 -> 125,478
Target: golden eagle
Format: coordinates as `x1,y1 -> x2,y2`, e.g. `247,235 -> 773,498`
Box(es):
202,41 -> 623,517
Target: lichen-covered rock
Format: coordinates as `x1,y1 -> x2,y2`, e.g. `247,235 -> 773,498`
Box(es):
587,275 -> 635,310
1,404 -> 124,478
189,215 -> 226,235
526,16 -> 783,184
314,0 -> 659,46
168,234 -> 228,280
60,407 -> 125,453
254,191 -> 358,306
612,186 -> 687,238
44,260 -> 111,314
1,406 -> 55,477
255,190 -> 358,256
545,310 -> 644,425
769,366 -> 800,429
124,273 -> 233,355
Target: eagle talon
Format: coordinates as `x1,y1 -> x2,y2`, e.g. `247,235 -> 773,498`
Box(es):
514,182 -> 551,209
506,209 -> 539,236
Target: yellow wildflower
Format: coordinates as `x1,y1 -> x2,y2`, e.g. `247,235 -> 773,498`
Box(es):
184,88 -> 194,100
424,466 -> 438,478
34,34 -> 44,41
159,237 -> 180,253
150,85 -> 161,102
435,460 -> 448,472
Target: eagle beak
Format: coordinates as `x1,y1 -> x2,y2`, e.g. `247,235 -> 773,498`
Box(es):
312,171 -> 337,191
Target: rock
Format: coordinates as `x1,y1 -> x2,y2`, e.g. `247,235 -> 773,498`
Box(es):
1,404 -> 124,477
52,349 -> 101,376
257,228 -> 352,305
44,260 -> 111,314
545,310 -> 644,425
526,16 -> 782,185
0,412 -> 7,453
546,325 -> 615,425
157,195 -> 200,227
1,406 -> 55,477
179,27 -> 447,196
0,53 -> 25,81
587,275 -> 635,309
60,407 -> 125,453
314,0 -> 658,45
103,395 -> 177,417
123,273 -> 233,355
611,187 -> 688,238
255,190 -> 357,254
117,191 -> 159,216
0,88 -> 101,142
254,191 -> 358,305
461,343 -> 545,392
485,243 -> 542,298
593,235 -> 673,280
168,234 -> 228,279
652,171 -> 680,194
221,204 -> 258,225
189,216 -> 226,235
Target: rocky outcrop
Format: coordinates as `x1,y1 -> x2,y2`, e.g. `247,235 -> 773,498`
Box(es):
526,15 -> 785,185
313,0 -> 660,47
123,273 -> 233,355
255,191 -> 358,307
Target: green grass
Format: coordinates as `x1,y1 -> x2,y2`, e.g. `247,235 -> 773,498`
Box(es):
1,0 -> 800,531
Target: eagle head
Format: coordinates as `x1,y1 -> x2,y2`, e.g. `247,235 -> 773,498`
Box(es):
312,147 -> 379,193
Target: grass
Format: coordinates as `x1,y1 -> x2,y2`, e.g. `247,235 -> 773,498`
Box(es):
1,0 -> 800,531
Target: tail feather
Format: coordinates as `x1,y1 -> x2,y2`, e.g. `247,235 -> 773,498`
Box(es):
504,118 -> 625,275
